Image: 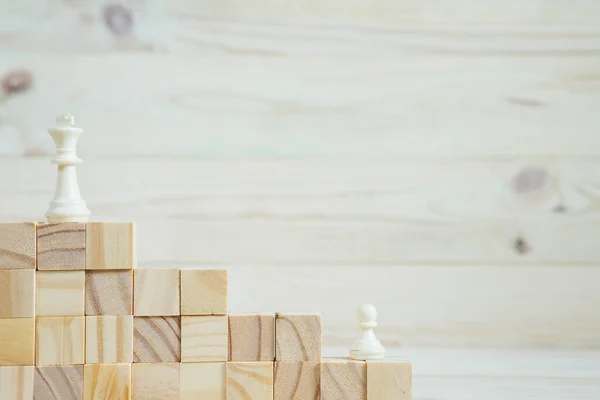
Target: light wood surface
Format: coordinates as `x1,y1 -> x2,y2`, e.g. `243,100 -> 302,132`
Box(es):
34,365 -> 83,400
2,0 -> 600,352
2,158 -> 599,266
336,347 -> 600,400
36,271 -> 85,316
132,363 -> 179,400
366,360 -> 412,400
226,362 -> 273,400
321,359 -> 366,400
0,318 -> 35,366
231,265 -> 600,349
37,223 -> 85,270
228,314 -> 275,362
134,269 -> 180,316
181,316 -> 229,362
133,316 -> 180,363
180,362 -> 226,400
85,270 -> 133,316
86,222 -> 135,270
0,223 -> 35,270
180,269 -> 228,316
84,363 -> 131,400
0,270 -> 35,318
36,316 -> 85,366
0,366 -> 33,399
1,47 -> 599,158
274,362 -> 320,400
276,314 -> 321,361
0,158 -> 597,348
85,316 -> 133,364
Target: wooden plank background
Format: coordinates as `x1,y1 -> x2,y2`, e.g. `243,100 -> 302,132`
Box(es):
1,0 -> 599,349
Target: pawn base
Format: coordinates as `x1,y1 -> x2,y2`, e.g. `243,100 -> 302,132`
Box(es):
349,349 -> 385,361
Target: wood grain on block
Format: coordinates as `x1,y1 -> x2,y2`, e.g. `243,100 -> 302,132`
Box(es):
366,360 -> 412,400
181,316 -> 228,362
86,222 -> 135,270
0,366 -> 33,400
85,270 -> 133,315
180,363 -> 225,400
0,223 -> 36,270
228,314 -> 275,362
132,363 -> 180,400
133,317 -> 180,363
321,359 -> 366,400
226,362 -> 273,400
37,223 -> 85,270
0,270 -> 35,318
85,316 -> 133,364
274,362 -> 320,400
275,314 -> 321,361
36,271 -> 85,316
34,365 -> 83,400
134,269 -> 180,316
35,317 -> 85,366
180,269 -> 227,316
84,364 -> 131,400
0,318 -> 35,366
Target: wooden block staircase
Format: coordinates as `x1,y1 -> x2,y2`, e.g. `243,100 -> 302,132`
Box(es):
0,221 -> 412,399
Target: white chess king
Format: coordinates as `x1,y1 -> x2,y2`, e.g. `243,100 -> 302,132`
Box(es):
349,303 -> 385,360
45,114 -> 91,223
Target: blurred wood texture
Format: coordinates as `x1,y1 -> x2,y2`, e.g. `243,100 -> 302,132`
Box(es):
0,1 -> 599,349
0,159 -> 598,348
0,0 -> 599,156
330,347 -> 600,400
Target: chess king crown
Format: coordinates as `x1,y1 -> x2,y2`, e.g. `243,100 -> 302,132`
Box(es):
0,115 -> 411,400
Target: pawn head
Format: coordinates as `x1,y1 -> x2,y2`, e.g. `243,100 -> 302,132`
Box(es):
357,303 -> 377,323
56,114 -> 75,126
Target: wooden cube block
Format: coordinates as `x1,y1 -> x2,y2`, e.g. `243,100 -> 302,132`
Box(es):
84,364 -> 131,400
85,270 -> 133,315
228,314 -> 275,361
180,363 -> 225,400
275,314 -> 321,361
36,317 -> 85,365
0,222 -> 36,270
37,223 -> 85,270
86,222 -> 135,270
181,316 -> 228,362
0,366 -> 33,399
0,270 -> 35,318
134,269 -> 179,316
226,362 -> 273,400
366,360 -> 412,400
133,317 -> 180,363
34,365 -> 83,400
132,363 -> 179,400
274,362 -> 320,400
180,269 -> 227,316
321,358 -> 366,400
36,271 -> 85,316
0,318 -> 35,366
85,316 -> 133,364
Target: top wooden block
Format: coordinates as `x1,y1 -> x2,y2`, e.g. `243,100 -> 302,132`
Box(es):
37,223 -> 86,270
0,223 -> 36,270
275,314 -> 322,361
180,269 -> 227,316
86,222 -> 136,270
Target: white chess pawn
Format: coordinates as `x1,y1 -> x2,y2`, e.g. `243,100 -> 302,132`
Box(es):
349,303 -> 385,360
45,114 -> 91,223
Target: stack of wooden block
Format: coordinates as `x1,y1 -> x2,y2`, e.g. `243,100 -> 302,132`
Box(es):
0,221 -> 411,400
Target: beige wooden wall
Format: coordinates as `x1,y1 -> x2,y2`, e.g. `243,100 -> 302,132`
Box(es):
1,0 -> 599,349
